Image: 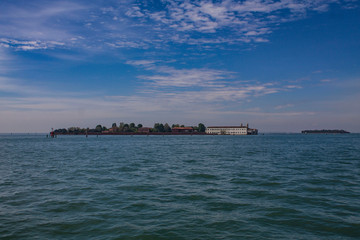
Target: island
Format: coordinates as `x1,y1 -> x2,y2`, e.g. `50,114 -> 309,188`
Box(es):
50,122 -> 258,136
301,129 -> 350,134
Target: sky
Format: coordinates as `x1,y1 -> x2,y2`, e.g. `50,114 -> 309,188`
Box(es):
0,0 -> 359,133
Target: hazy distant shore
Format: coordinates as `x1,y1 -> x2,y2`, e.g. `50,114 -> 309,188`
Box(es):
53,132 -> 209,136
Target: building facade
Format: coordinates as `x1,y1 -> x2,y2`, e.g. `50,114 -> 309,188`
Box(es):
172,127 -> 194,133
206,124 -> 258,135
138,127 -> 151,133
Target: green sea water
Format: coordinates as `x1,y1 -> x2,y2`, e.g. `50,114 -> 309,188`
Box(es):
0,134 -> 359,239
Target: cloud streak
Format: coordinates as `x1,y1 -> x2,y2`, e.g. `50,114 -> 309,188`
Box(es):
127,60 -> 300,104
0,0 -> 356,52
0,38 -> 65,51
0,58 -> 300,116
0,1 -> 87,44
126,0 -> 352,45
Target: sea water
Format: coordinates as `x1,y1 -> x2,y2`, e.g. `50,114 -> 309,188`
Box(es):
0,134 -> 359,239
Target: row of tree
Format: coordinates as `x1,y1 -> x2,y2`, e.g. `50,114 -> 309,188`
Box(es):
110,122 -> 143,132
53,126 -> 107,134
53,123 -> 206,134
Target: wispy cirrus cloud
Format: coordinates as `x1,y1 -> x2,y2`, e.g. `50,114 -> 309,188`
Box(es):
139,67 -> 229,87
126,0 -> 354,45
0,38 -> 65,51
0,0 -> 357,53
0,56 -> 300,115
127,59 -> 300,103
275,104 -> 294,110
0,1 -> 88,42
127,59 -> 231,87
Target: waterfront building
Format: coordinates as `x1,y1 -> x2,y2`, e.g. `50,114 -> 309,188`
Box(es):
206,124 -> 258,135
172,127 -> 194,133
138,127 -> 151,133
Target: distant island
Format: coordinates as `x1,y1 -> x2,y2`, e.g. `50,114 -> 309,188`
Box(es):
51,122 -> 258,136
53,122 -> 206,135
301,129 -> 350,134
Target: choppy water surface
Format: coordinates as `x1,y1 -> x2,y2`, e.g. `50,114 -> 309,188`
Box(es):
0,134 -> 359,239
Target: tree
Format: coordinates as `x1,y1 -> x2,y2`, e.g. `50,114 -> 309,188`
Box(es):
95,124 -> 102,132
112,123 -> 117,128
119,122 -> 124,132
68,127 -> 80,134
153,123 -> 164,132
137,123 -> 143,128
123,123 -> 130,132
164,123 -> 171,132
129,123 -> 137,132
198,123 -> 206,132
54,128 -> 67,134
153,123 -> 160,132
159,123 -> 164,132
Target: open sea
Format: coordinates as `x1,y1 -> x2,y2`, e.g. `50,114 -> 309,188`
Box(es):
0,134 -> 359,239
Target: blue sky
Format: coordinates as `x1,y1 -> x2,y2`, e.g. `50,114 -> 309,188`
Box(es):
0,0 -> 359,133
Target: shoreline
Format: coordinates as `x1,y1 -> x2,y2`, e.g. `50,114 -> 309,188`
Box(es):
54,132 -> 209,136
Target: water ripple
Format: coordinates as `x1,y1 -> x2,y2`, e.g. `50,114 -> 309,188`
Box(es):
1,134 -> 360,239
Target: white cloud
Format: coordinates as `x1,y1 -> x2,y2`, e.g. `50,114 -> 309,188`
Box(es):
126,60 -> 157,67
124,0 -> 347,45
0,48 -> 24,74
127,61 -> 294,104
285,85 -> 302,89
106,41 -> 149,49
0,0 -> 355,53
0,38 -> 65,51
254,38 -> 269,43
275,104 -> 294,110
0,76 -> 50,95
320,79 -> 332,83
0,1 -> 88,44
0,59 -> 298,123
138,67 -> 228,87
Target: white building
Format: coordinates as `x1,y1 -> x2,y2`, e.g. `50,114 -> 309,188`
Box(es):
206,124 -> 258,135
